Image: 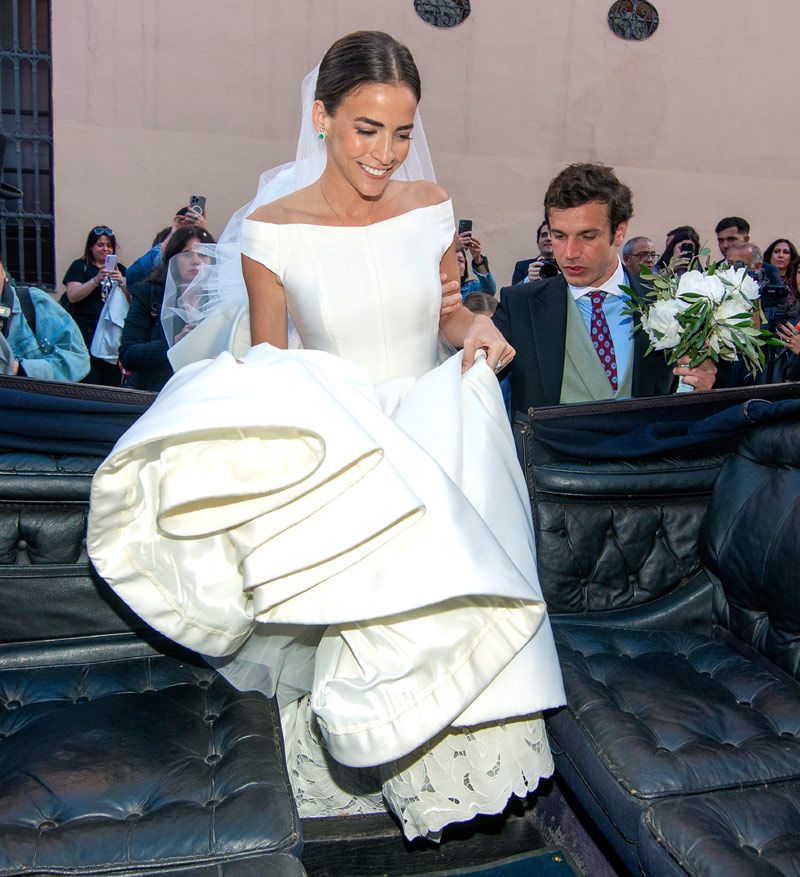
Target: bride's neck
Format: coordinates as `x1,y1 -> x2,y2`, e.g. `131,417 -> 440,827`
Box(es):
318,171 -> 382,225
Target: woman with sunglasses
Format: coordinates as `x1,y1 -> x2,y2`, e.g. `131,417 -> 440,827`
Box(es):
63,225 -> 128,385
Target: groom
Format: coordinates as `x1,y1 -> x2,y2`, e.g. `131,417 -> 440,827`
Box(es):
493,163 -> 717,414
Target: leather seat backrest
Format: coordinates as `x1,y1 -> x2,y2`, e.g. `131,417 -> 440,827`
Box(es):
531,454 -> 725,613
701,420 -> 800,680
0,452 -> 148,644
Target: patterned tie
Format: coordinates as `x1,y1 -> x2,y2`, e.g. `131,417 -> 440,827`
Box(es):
589,290 -> 618,392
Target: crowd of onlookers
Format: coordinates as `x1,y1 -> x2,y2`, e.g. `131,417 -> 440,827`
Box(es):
3,189 -> 800,394
0,205 -> 215,390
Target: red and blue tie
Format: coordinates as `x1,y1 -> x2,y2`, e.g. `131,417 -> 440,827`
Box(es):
589,290 -> 617,392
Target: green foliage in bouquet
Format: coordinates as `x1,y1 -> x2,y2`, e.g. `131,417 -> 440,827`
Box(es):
622,247 -> 780,377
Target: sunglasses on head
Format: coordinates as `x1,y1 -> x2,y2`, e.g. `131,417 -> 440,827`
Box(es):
93,226 -> 114,237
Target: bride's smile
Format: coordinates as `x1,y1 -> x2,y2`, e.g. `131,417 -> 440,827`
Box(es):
314,82 -> 417,202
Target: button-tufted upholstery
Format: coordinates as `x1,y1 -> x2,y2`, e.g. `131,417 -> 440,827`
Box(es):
703,422 -> 800,681
639,782 -> 800,877
530,452 -> 727,616
0,656 -> 301,875
549,624 -> 800,851
525,399 -> 800,876
0,447 -> 306,875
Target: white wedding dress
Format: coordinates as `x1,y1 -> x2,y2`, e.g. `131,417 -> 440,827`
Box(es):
88,198 -> 565,840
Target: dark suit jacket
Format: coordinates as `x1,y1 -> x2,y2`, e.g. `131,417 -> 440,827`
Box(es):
511,258 -> 535,287
761,262 -> 783,286
492,273 -> 677,415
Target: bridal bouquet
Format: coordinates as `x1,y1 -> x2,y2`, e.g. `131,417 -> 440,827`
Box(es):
623,252 -> 776,377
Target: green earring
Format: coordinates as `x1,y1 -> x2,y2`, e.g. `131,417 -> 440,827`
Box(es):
318,130 -> 326,141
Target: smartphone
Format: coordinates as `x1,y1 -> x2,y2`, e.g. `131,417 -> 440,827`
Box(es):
103,254 -> 118,271
457,219 -> 473,237
189,193 -> 207,215
679,242 -> 694,257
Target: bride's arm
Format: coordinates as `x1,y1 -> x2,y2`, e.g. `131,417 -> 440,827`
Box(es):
242,254 -> 289,348
438,242 -> 515,372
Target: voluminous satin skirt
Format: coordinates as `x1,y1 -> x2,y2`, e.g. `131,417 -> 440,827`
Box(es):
88,344 -> 564,837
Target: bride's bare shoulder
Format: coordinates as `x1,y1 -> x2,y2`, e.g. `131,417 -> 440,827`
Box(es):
246,184 -> 324,226
393,180 -> 450,211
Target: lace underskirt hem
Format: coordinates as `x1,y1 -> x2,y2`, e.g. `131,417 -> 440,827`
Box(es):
283,694 -> 554,840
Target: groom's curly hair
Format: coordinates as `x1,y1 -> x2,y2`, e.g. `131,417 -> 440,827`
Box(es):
544,164 -> 633,240
316,31 -> 421,116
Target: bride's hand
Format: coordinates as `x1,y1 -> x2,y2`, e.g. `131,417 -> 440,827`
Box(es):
440,272 -> 461,319
462,314 -> 515,374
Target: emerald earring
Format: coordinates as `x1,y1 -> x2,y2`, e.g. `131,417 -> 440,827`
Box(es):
318,130 -> 326,141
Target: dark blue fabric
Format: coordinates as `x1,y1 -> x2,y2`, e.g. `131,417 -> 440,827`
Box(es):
0,384 -> 152,455
531,398 -> 800,462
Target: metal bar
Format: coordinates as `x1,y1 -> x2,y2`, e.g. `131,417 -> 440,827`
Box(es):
1,0 -> 54,288
34,216 -> 42,281
11,0 -> 19,54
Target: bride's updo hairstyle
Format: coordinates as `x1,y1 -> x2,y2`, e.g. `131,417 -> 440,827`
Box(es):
315,31 -> 421,115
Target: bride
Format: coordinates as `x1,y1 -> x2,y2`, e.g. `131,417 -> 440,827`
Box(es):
88,30 -> 565,841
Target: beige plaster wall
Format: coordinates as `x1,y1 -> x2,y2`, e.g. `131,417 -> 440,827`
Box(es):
52,0 -> 797,288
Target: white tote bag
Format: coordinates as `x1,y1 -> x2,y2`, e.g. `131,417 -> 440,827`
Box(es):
90,282 -> 130,363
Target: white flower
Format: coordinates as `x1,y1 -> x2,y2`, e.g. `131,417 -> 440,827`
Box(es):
709,295 -> 753,361
716,265 -> 760,301
715,293 -> 751,323
642,298 -> 682,350
677,270 -> 726,304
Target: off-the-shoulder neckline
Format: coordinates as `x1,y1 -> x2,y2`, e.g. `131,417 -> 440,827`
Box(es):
242,199 -> 452,231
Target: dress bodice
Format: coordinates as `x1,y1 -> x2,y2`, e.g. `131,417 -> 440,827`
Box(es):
240,200 -> 455,383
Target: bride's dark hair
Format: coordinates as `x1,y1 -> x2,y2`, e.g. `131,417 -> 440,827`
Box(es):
315,31 -> 421,115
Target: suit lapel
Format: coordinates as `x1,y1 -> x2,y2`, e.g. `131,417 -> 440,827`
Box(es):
627,272 -> 664,397
528,276 -> 568,405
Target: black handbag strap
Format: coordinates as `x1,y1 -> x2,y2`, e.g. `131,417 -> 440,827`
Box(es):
15,287 -> 36,336
0,280 -> 13,337
0,281 -> 36,337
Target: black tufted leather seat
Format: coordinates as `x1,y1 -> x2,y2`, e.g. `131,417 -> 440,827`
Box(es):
549,623 -> 800,868
0,449 -> 306,875
639,782 -> 800,876
0,658 -> 301,875
524,399 -> 800,876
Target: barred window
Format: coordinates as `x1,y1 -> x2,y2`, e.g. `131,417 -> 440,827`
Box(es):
0,0 -> 54,290
414,0 -> 471,28
607,1 -> 659,42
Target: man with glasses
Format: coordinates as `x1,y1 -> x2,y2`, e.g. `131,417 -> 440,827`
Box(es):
622,236 -> 659,278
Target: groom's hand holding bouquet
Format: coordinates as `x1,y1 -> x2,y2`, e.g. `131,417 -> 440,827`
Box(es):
623,248 -> 779,390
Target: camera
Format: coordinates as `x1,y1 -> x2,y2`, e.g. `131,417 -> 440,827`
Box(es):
539,258 -> 560,279
760,280 -> 788,313
679,242 -> 695,259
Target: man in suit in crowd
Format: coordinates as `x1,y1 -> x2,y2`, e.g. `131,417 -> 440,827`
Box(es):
493,163 -> 717,414
511,220 -> 556,285
715,216 -> 751,262
622,235 -> 658,278
715,216 -> 782,285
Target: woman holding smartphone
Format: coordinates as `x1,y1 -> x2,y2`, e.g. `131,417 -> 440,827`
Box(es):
63,225 -> 128,385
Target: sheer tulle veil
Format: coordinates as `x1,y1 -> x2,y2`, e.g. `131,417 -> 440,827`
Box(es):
162,64 -> 437,366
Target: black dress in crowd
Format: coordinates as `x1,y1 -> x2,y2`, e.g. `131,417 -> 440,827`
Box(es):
62,258 -> 127,386
117,280 -> 174,392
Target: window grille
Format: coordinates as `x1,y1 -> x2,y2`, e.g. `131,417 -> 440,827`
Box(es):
414,0 -> 471,28
607,1 -> 659,41
0,0 -> 54,291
